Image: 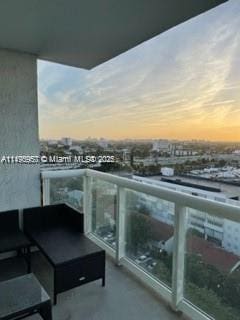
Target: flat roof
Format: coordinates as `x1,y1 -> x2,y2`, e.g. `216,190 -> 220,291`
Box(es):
151,175 -> 240,199
0,0 -> 227,69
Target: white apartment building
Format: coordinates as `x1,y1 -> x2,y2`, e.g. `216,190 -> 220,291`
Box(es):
161,167 -> 174,177
47,139 -> 58,146
152,140 -> 171,153
133,175 -> 240,255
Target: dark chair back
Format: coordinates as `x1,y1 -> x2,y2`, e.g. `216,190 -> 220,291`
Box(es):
0,210 -> 19,232
23,204 -> 84,233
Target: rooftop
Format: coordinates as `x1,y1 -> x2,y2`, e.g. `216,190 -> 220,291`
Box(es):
150,175 -> 240,200
187,235 -> 240,273
146,215 -> 240,273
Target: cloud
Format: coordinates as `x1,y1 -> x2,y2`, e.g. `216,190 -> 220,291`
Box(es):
38,0 -> 240,141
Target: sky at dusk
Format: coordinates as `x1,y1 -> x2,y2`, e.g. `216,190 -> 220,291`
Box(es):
38,0 -> 240,142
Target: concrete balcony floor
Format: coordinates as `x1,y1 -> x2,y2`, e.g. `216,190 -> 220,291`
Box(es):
0,252 -> 182,320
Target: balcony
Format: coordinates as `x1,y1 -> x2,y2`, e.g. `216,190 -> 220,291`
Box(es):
0,252 -> 179,320
0,2 -> 235,319
38,168 -> 240,320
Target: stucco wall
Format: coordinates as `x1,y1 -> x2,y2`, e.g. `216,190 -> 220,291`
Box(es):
0,49 -> 41,211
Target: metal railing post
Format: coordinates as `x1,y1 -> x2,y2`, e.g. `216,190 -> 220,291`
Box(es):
83,174 -> 93,234
116,186 -> 126,265
172,204 -> 187,310
42,177 -> 50,205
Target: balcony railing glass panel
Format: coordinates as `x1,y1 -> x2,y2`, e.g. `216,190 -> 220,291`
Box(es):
184,210 -> 240,320
91,179 -> 117,249
49,176 -> 84,212
124,189 -> 174,288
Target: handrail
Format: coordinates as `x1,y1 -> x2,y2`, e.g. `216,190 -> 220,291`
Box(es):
41,168 -> 240,223
41,169 -> 86,179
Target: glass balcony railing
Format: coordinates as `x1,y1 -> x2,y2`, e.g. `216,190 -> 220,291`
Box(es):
91,178 -> 117,249
42,168 -> 240,320
124,189 -> 174,288
49,176 -> 84,212
185,211 -> 240,320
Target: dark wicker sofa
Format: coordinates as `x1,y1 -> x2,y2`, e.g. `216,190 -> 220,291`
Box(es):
0,209 -> 31,273
23,204 -> 105,304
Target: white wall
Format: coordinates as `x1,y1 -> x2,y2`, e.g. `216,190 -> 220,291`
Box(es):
223,219 -> 240,255
0,49 -> 41,211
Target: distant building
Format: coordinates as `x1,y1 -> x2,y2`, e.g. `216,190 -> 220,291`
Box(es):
68,190 -> 83,209
48,139 -> 58,146
133,175 -> 240,256
69,145 -> 83,153
171,144 -> 194,156
189,166 -> 240,182
152,140 -> 171,153
233,150 -> 240,155
98,138 -> 109,149
61,137 -> 72,147
161,167 -> 174,177
142,212 -> 240,273
175,149 -> 192,156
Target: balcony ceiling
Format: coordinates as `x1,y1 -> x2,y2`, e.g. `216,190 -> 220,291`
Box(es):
0,0 -> 227,69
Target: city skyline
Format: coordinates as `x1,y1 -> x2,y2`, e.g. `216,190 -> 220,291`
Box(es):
42,136 -> 240,144
38,0 -> 240,142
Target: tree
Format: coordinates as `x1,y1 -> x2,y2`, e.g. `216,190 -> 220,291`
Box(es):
222,271 -> 240,309
184,252 -> 240,318
185,282 -> 240,320
126,212 -> 152,254
185,254 -> 224,293
218,159 -> 227,167
153,260 -> 171,286
50,176 -> 83,205
138,204 -> 150,216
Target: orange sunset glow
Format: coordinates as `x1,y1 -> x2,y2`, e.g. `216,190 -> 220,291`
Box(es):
38,0 -> 240,142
